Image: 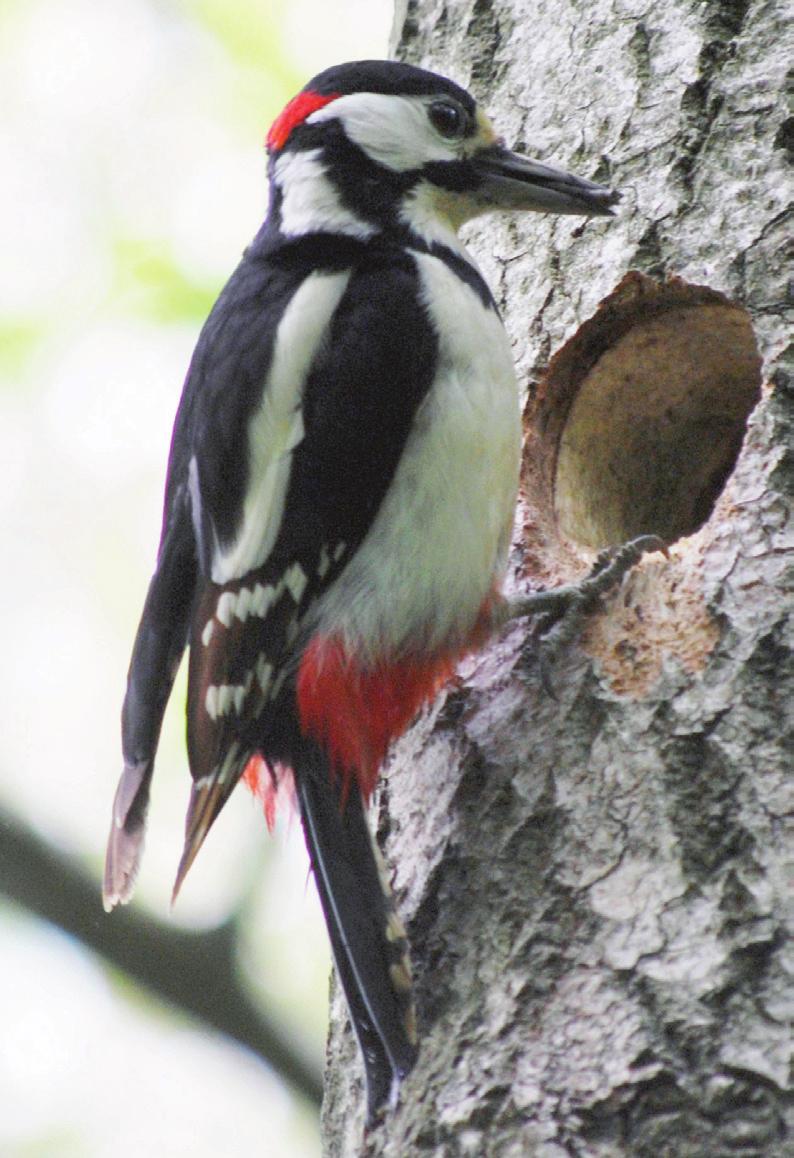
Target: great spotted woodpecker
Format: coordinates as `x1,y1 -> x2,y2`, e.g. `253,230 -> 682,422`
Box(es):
103,60 -> 653,1118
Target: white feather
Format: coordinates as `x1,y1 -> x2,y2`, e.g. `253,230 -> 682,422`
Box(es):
308,93 -> 461,174
212,270 -> 351,583
275,149 -> 376,239
215,591 -> 237,627
251,582 -> 276,618
311,249 -> 521,660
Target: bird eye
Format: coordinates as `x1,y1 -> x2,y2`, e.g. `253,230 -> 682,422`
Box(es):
428,100 -> 466,139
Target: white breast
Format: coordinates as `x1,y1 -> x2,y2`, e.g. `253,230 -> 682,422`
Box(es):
315,250 -> 521,661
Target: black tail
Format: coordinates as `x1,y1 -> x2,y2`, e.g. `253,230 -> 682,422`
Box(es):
296,761 -> 417,1121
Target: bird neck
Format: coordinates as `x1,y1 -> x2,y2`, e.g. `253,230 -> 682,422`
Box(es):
269,147 -> 380,241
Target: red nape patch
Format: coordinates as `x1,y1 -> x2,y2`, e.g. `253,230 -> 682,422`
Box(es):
243,756 -> 296,831
296,626 -> 492,803
266,90 -> 340,153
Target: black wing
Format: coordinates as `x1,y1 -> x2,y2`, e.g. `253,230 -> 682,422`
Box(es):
174,244 -> 439,887
103,482 -> 197,908
103,244 -> 304,907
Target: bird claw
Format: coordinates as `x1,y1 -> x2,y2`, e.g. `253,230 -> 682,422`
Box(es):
503,534 -> 667,691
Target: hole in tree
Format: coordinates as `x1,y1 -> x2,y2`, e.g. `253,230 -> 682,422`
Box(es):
523,273 -> 762,553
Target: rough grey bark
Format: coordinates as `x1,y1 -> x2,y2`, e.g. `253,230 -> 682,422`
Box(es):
323,1 -> 792,1154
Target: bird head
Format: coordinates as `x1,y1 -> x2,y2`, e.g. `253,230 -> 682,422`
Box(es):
265,60 -> 618,245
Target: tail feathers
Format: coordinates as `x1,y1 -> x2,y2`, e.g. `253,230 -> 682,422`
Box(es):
297,768 -> 417,1121
172,744 -> 248,904
103,759 -> 154,911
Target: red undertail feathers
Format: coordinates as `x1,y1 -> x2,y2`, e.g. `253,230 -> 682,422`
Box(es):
243,756 -> 296,831
297,637 -> 456,800
295,596 -> 499,801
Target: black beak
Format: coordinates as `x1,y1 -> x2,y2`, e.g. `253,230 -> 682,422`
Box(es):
472,144 -> 619,217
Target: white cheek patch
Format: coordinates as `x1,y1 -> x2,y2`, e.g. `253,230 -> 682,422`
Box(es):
308,93 -> 461,173
274,149 -> 376,239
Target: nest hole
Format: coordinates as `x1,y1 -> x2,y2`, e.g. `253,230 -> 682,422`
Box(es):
524,273 -> 762,554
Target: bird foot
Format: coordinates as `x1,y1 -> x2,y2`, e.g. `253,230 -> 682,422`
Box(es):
499,535 -> 667,693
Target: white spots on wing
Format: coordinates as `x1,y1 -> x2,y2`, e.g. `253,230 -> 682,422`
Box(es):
205,673 -> 254,721
216,684 -> 235,717
234,682 -> 248,714
251,582 -> 275,617
208,561 -> 310,641
248,651 -> 287,715
235,586 -> 253,623
283,562 -> 307,604
217,741 -> 241,784
255,655 -> 273,694
315,542 -> 346,581
192,744 -> 245,799
215,591 -> 237,628
210,268 -> 351,585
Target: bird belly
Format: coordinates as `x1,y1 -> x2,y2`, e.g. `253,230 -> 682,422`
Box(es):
311,250 -> 521,664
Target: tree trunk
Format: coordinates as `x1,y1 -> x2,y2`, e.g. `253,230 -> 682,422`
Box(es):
323,1 -> 793,1153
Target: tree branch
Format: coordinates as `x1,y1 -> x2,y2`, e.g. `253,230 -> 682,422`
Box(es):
0,804 -> 323,1109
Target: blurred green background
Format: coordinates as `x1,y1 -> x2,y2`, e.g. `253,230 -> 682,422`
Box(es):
0,0 -> 392,1154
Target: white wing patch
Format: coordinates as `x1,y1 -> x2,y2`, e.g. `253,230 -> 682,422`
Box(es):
211,270 -> 351,584
205,673 -> 254,721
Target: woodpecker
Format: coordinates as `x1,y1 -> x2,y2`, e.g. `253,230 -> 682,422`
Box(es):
103,60 -> 643,1119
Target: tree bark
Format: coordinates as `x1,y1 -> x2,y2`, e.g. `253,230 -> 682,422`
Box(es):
323,1 -> 792,1153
